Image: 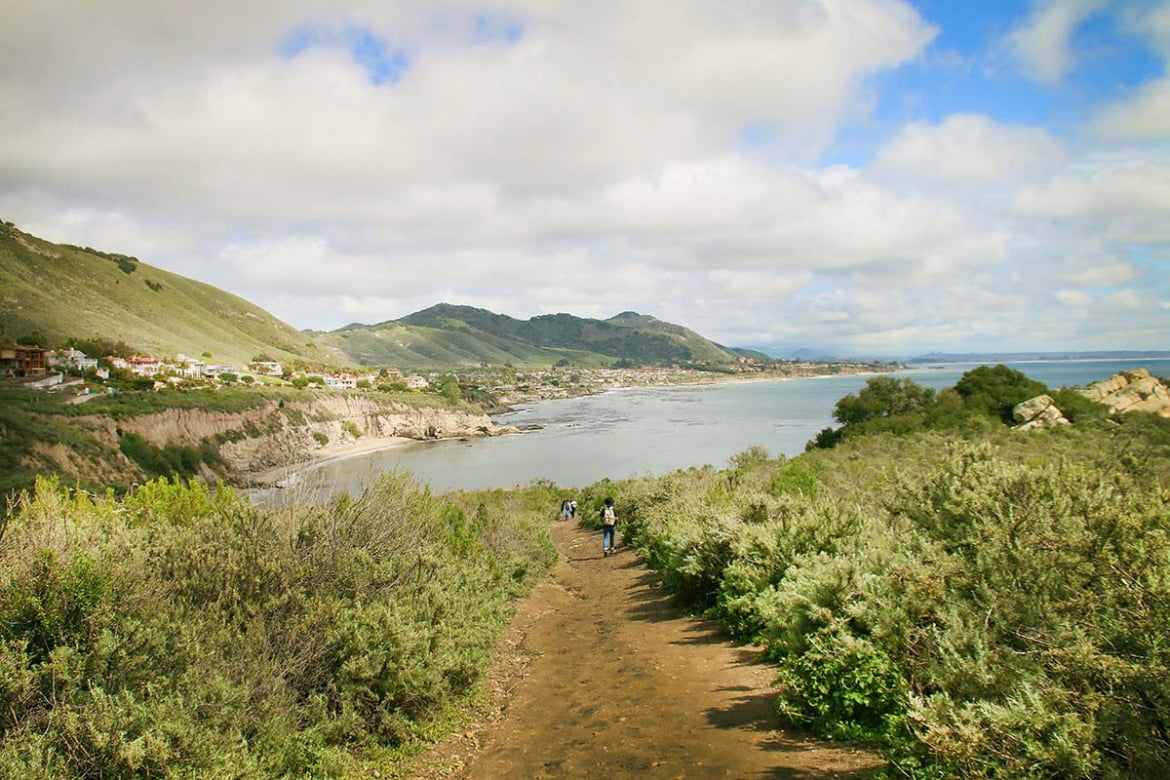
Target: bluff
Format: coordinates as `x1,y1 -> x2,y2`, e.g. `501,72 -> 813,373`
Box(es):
25,395 -> 510,490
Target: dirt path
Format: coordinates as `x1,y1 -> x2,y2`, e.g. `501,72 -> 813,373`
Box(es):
409,520 -> 882,779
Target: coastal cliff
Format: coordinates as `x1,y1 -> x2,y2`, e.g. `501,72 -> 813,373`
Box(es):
27,395 -> 514,489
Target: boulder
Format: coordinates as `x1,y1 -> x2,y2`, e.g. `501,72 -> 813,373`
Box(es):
1080,369 -> 1170,418
1012,394 -> 1070,430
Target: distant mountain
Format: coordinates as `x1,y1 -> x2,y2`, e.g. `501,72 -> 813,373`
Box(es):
315,303 -> 759,369
0,222 -> 339,366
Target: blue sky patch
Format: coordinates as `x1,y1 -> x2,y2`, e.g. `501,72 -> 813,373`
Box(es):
281,23 -> 410,86
818,0 -> 1167,167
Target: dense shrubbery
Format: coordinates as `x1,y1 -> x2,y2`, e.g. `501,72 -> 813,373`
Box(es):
810,365 -> 1113,449
607,416 -> 1170,778
0,474 -> 556,778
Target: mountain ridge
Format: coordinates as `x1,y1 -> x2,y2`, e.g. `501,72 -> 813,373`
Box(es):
313,302 -> 763,368
1,224 -> 762,370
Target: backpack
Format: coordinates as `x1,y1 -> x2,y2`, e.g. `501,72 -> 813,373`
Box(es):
601,506 -> 616,526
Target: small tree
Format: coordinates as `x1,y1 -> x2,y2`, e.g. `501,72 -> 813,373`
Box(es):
833,376 -> 935,426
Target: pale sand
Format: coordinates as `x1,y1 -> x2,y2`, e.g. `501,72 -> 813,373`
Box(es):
250,435 -> 417,487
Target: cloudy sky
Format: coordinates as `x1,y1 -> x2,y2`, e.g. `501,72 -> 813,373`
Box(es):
2,1 -> 1168,355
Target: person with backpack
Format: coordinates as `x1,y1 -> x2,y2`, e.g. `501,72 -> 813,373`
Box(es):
560,498 -> 573,521
600,497 -> 618,556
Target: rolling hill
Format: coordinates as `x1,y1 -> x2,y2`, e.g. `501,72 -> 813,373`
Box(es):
0,222 -> 339,367
1,223 -> 767,370
314,303 -> 767,368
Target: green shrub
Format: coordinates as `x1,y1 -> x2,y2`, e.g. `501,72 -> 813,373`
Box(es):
0,473 -> 556,777
774,626 -> 907,741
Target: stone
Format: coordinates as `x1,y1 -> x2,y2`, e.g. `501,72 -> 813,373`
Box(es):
1012,395 -> 1070,429
1080,369 -> 1170,418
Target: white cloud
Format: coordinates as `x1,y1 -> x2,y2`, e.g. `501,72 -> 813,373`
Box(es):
871,114 -> 1068,184
1093,78 -> 1170,141
0,1 -> 1167,353
1008,0 -> 1110,84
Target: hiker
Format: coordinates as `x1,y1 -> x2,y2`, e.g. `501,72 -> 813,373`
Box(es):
560,498 -> 572,521
569,499 -> 577,518
600,497 -> 618,555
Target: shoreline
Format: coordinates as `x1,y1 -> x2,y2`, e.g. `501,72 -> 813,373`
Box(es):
249,435 -> 419,488
257,368 -> 893,485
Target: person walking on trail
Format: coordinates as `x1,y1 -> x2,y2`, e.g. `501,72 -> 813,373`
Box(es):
600,497 -> 618,556
569,499 -> 577,519
560,499 -> 572,521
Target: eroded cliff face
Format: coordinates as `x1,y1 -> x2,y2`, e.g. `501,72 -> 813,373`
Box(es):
79,396 -> 510,482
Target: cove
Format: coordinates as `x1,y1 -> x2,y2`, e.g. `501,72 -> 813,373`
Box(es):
298,359 -> 1170,497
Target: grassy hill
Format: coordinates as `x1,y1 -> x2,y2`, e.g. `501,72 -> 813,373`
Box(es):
0,223 -> 764,371
316,303 -> 762,369
0,222 -> 339,367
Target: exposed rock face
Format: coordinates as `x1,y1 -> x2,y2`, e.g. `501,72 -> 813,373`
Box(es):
82,395 -> 511,480
1080,369 -> 1170,418
1012,394 -> 1070,430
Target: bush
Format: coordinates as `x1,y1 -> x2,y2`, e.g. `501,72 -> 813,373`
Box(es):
0,474 -> 556,777
607,426 -> 1170,778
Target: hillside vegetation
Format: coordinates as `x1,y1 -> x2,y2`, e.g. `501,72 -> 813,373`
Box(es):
0,223 -> 339,367
2,223 -> 772,372
0,474 -> 557,778
315,303 -> 765,369
579,367 -> 1170,778
3,365 -> 1169,778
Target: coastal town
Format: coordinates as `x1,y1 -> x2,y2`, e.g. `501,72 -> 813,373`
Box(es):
0,341 -> 903,406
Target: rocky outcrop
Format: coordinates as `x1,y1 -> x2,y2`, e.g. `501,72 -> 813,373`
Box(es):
1012,394 -> 1070,430
1080,369 -> 1170,418
81,395 -> 514,481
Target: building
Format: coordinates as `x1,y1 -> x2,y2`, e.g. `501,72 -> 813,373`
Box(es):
0,344 -> 48,378
324,374 -> 357,390
48,348 -> 99,371
125,356 -> 164,376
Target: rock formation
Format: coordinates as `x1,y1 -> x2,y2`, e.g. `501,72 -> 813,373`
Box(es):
1012,394 -> 1070,430
1080,369 -> 1170,418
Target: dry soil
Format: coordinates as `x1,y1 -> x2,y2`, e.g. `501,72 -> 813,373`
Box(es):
405,519 -> 883,779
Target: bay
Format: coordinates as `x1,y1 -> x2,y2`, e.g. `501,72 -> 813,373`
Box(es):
303,359 -> 1170,496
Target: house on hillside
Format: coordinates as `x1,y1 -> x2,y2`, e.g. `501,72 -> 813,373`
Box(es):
48,348 -> 99,371
0,344 -> 48,378
324,374 -> 357,390
126,356 -> 163,377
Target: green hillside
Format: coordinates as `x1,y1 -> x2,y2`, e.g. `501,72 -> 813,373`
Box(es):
0,223 -> 763,371
317,303 -> 758,368
0,223 -> 338,367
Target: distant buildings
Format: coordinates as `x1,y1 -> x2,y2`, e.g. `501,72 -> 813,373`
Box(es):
0,344 -> 48,378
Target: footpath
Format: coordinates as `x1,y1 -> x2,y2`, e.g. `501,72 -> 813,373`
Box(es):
406,519 -> 882,779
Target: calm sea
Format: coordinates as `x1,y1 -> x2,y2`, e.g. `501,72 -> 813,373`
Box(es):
297,359 -> 1170,496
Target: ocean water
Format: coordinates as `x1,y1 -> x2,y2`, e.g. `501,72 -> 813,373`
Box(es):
301,359 -> 1170,496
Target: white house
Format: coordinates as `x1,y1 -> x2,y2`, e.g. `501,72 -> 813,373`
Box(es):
324,375 -> 357,390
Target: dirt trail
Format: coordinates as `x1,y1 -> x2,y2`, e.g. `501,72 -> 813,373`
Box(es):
411,520 -> 881,779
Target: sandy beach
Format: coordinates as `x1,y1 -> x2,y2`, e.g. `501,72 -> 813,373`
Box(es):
250,435 -> 418,488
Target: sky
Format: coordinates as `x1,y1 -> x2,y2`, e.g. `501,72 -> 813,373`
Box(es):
2,0 -> 1168,356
